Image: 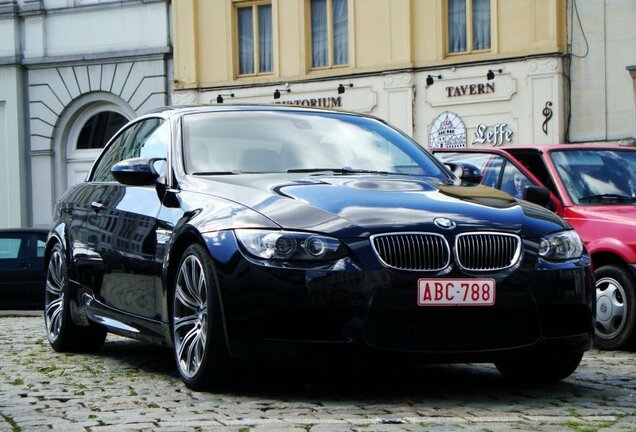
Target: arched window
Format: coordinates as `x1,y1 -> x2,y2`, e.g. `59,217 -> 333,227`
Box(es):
76,111 -> 128,149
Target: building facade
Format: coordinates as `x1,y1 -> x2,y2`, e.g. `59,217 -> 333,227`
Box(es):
567,0 -> 636,143
0,0 -> 172,228
171,0 -> 635,153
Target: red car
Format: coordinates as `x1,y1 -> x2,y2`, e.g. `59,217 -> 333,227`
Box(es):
434,145 -> 636,350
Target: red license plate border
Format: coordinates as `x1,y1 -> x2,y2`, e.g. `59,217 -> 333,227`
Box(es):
417,278 -> 496,307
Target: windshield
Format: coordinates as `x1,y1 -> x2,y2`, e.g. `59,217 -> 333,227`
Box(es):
550,149 -> 636,205
182,110 -> 447,179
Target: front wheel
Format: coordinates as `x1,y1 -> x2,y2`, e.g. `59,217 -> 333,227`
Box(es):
495,347 -> 584,384
45,242 -> 106,352
172,243 -> 232,390
594,265 -> 636,350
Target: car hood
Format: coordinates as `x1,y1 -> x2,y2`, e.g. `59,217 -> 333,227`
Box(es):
566,205 -> 636,227
184,174 -> 568,237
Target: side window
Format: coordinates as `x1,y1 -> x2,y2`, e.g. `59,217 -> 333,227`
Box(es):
91,118 -> 168,182
435,152 -> 504,188
91,125 -> 135,182
501,163 -> 532,199
512,152 -> 559,197
0,237 -> 22,259
36,239 -> 46,258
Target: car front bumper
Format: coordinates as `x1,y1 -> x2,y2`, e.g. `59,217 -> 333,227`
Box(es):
204,231 -> 595,363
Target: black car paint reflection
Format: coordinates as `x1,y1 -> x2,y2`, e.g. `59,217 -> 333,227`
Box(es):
46,106 -> 594,390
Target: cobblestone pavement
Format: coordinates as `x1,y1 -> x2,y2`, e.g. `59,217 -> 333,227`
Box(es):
0,314 -> 634,432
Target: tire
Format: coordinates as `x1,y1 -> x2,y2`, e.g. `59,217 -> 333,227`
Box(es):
172,243 -> 232,390
594,265 -> 636,351
495,347 -> 584,384
45,242 -> 107,352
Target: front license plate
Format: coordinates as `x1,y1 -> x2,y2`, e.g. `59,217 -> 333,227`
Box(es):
417,278 -> 496,306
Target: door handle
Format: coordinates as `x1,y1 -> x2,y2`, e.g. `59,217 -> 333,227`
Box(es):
91,201 -> 103,212
17,262 -> 32,269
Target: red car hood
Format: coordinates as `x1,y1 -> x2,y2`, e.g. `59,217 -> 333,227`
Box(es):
564,205 -> 636,263
566,205 -> 636,227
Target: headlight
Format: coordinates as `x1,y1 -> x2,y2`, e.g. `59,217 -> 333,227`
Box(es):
234,229 -> 346,261
538,230 -> 583,260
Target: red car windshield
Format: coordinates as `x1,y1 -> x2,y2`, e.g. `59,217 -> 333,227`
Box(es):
550,149 -> 636,205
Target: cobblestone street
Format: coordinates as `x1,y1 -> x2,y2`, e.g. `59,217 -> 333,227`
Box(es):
0,314 -> 634,431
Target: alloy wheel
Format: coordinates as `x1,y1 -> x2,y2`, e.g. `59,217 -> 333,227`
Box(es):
173,254 -> 209,379
595,277 -> 627,340
45,249 -> 65,342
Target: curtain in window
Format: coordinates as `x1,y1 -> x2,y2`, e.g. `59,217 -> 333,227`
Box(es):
448,0 -> 466,53
238,7 -> 254,74
472,0 -> 490,50
332,0 -> 348,65
258,5 -> 273,72
311,0 -> 328,67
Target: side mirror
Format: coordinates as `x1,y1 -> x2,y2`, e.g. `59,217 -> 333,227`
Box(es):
111,157 -> 162,186
523,185 -> 551,207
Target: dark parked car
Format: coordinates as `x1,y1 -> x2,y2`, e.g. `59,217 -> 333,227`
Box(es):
0,228 -> 48,309
433,145 -> 636,351
45,106 -> 594,390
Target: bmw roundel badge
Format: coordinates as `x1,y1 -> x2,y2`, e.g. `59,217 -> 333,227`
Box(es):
434,217 -> 456,230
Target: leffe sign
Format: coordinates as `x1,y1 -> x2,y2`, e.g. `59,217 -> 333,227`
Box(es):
472,123 -> 514,146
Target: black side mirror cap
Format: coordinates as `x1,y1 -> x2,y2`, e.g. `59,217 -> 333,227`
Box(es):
523,185 -> 551,207
111,157 -> 162,186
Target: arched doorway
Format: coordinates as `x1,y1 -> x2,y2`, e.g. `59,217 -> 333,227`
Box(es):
53,93 -> 136,197
66,107 -> 128,186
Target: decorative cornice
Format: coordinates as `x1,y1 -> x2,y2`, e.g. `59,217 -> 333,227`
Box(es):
22,47 -> 172,68
19,0 -> 43,17
0,0 -> 18,18
32,0 -> 165,16
0,55 -> 21,66
30,149 -> 54,157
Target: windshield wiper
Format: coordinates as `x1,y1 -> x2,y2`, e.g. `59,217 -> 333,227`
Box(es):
287,168 -> 398,175
578,194 -> 636,204
192,171 -> 241,175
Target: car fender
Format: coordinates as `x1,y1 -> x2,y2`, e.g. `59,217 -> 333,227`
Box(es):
586,236 -> 636,267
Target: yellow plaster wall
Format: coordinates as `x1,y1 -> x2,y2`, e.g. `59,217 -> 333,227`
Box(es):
172,0 -> 567,89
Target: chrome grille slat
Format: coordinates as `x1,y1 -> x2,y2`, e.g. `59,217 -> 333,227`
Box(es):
456,232 -> 521,271
371,233 -> 450,271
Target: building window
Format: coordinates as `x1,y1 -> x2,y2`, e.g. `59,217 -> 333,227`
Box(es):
237,2 -> 273,75
448,0 -> 491,54
310,0 -> 349,68
77,111 -> 127,150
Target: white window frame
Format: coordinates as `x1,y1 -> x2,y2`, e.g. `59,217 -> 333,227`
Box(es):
308,0 -> 350,70
235,1 -> 274,77
446,0 -> 492,56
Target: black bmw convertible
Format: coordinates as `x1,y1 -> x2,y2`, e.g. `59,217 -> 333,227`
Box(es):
45,105 -> 594,390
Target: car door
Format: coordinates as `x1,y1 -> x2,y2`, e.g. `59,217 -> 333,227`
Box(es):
82,118 -> 169,320
0,231 -> 44,309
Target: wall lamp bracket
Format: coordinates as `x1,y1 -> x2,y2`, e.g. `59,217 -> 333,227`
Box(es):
426,74 -> 442,87
337,83 -> 354,94
273,89 -> 291,99
486,69 -> 503,80
216,93 -> 234,104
